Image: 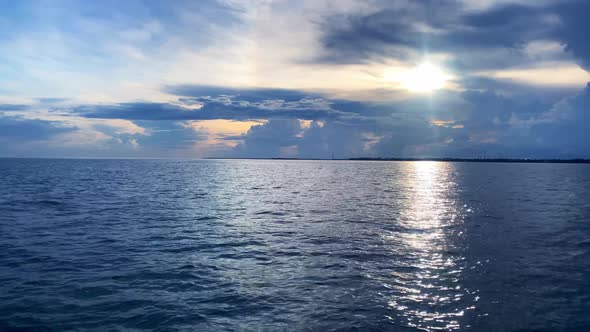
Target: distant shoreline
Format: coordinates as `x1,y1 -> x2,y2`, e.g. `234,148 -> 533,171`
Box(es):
1,157 -> 589,164
209,157 -> 590,164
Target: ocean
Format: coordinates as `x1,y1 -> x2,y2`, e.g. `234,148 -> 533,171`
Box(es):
0,158 -> 589,331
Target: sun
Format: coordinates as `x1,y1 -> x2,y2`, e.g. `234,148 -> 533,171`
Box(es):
400,63 -> 450,92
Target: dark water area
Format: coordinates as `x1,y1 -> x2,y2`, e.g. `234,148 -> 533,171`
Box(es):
0,159 -> 589,331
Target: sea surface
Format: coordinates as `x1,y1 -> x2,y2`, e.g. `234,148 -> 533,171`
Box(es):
0,159 -> 589,331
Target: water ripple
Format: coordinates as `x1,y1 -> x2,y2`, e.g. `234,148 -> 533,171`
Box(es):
0,159 -> 589,331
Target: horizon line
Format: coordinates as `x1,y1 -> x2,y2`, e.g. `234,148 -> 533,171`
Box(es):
1,156 -> 590,164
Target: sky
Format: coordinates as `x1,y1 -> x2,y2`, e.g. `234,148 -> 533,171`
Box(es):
1,0 -> 590,159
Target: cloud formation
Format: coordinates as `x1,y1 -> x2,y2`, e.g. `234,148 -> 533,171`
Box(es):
0,0 -> 589,158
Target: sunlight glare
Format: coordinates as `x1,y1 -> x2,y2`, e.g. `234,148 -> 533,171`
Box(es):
401,63 -> 450,92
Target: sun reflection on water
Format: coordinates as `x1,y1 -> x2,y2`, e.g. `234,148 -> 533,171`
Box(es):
383,161 -> 476,331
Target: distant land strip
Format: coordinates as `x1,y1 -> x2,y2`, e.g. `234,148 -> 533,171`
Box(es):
207,157 -> 590,163
348,158 -> 590,163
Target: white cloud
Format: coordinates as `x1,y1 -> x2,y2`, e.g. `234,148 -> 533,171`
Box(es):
476,62 -> 590,87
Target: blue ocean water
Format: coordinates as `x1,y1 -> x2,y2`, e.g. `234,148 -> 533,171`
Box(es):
0,158 -> 589,331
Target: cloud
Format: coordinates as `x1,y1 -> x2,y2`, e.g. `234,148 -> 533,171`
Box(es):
35,79 -> 590,159
229,119 -> 303,158
73,85 -> 350,121
552,1 -> 590,70
0,108 -> 210,157
520,83 -> 590,157
317,0 -> 590,75
167,85 -> 322,102
227,118 -> 383,159
74,101 -> 342,121
0,115 -> 75,140
0,0 -> 241,101
0,114 -> 76,156
35,98 -> 69,104
298,120 -> 380,159
1,1 -> 590,159
0,104 -> 29,112
319,2 -> 546,64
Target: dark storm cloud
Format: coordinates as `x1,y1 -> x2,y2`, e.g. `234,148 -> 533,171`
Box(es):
297,120 -> 383,158
227,118 -> 384,159
0,115 -> 75,140
134,120 -> 208,150
551,1 -> 590,70
319,2 -> 543,63
458,76 -> 577,99
79,85 -> 459,125
74,103 -> 189,120
459,89 -> 550,129
74,101 -> 345,121
526,83 -> 590,156
35,98 -> 69,104
318,0 -> 590,71
457,4 -> 546,47
50,78 -> 590,159
230,119 -> 303,158
167,85 -> 323,102
73,85 -> 363,121
420,82 -> 590,159
0,104 -> 29,112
